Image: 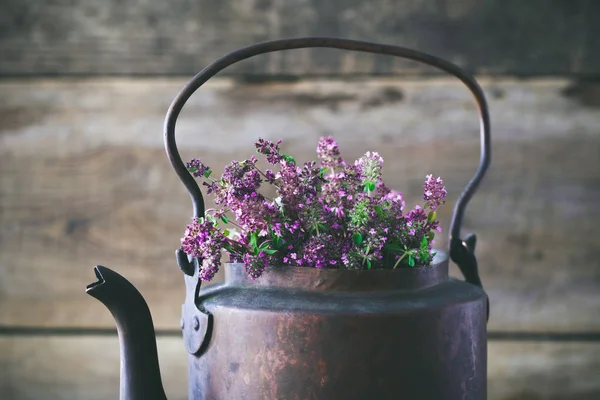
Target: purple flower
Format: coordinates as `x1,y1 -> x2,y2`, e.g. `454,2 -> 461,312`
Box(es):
182,135 -> 448,281
180,218 -> 225,281
243,252 -> 269,279
381,189 -> 405,216
202,181 -> 219,195
255,138 -> 283,165
199,253 -> 221,281
407,205 -> 428,226
355,151 -> 384,183
300,236 -> 328,269
316,136 -> 344,170
423,175 -> 447,211
186,158 -> 211,178
265,169 -> 276,184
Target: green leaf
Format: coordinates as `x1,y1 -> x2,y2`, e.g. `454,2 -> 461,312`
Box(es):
272,236 -> 283,249
384,243 -> 404,252
220,215 -> 229,224
250,232 -> 258,248
421,235 -> 428,248
259,241 -> 270,250
408,254 -> 415,267
263,249 -> 277,255
282,154 -> 296,164
352,232 -> 363,245
373,205 -> 383,218
366,259 -> 372,269
367,181 -> 376,191
428,211 -> 437,222
427,231 -> 435,241
203,169 -> 212,178
187,166 -> 197,172
223,229 -> 230,237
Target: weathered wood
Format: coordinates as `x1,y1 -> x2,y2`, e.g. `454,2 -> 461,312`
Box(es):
1,0 -> 599,76
0,336 -> 188,400
487,341 -> 600,400
0,336 -> 598,400
1,78 -> 599,332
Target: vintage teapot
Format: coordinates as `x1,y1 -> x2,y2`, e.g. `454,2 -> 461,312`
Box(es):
86,37 -> 491,400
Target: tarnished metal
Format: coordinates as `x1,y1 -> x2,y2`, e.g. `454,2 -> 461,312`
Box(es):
190,252 -> 487,399
86,266 -> 168,400
86,36 -> 492,400
177,249 -> 212,356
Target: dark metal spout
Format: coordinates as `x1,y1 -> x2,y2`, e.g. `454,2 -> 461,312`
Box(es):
86,265 -> 168,400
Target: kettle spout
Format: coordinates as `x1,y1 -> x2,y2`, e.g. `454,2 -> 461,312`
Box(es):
86,265 -> 168,400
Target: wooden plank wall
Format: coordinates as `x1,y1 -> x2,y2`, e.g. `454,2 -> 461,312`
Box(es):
1,77 -> 599,399
0,0 -> 599,76
1,1 -> 600,399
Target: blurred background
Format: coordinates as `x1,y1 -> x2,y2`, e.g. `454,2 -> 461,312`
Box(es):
1,0 -> 599,399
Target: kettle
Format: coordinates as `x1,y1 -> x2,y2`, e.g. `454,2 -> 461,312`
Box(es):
86,37 -> 491,400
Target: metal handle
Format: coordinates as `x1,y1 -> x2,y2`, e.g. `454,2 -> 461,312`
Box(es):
164,37 -> 491,320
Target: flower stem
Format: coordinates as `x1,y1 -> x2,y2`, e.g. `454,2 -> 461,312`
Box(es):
207,207 -> 246,233
393,251 -> 409,269
228,219 -> 246,232
362,246 -> 371,266
226,237 -> 250,250
254,166 -> 281,189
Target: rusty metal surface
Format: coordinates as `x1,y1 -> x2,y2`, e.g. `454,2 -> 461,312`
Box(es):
189,254 -> 487,399
177,249 -> 213,356
86,266 -> 168,400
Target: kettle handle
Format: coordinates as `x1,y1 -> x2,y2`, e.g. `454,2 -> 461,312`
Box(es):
164,37 -> 491,320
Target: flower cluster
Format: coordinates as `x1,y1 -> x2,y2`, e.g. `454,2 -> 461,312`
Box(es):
181,137 -> 447,281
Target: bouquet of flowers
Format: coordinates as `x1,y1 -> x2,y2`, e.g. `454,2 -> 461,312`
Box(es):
181,136 -> 447,281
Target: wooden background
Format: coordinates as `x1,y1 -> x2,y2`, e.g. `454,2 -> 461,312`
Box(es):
1,1 -> 599,399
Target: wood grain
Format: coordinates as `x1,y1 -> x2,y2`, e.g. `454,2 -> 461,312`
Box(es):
0,0 -> 599,76
1,77 -> 599,332
0,336 -> 598,400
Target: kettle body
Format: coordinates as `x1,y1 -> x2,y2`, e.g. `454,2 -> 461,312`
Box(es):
186,254 -> 487,399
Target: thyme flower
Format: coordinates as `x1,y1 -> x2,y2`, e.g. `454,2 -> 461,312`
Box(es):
181,136 -> 447,281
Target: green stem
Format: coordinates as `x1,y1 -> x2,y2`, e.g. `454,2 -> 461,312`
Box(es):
225,238 -> 249,250
393,251 -> 409,269
362,246 -> 371,266
225,217 -> 246,232
206,208 -> 247,232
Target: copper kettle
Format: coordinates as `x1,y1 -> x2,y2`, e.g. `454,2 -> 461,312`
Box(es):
86,37 -> 491,400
